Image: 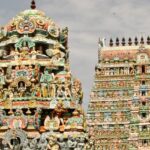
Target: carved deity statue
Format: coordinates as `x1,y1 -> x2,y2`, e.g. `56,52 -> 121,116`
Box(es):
47,135 -> 60,150
1,139 -> 11,150
65,109 -> 85,131
22,139 -> 30,150
58,137 -> 68,150
67,136 -> 77,149
38,136 -> 47,150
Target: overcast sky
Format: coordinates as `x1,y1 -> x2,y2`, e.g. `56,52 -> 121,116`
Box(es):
0,0 -> 150,111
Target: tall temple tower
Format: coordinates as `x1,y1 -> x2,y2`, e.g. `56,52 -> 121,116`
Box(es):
0,1 -> 88,149
87,37 -> 150,150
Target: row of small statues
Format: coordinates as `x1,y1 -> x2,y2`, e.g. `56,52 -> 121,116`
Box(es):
90,93 -> 132,100
0,65 -> 83,101
90,90 -> 133,99
1,134 -> 91,150
89,101 -> 130,110
131,113 -> 150,122
0,65 -> 71,84
88,115 -> 128,123
95,67 -> 135,76
94,142 -> 127,150
0,83 -> 82,102
96,66 -> 150,76
92,129 -> 128,138
130,125 -> 150,133
94,90 -> 132,98
0,103 -> 86,132
95,81 -> 133,88
91,90 -> 150,100
1,39 -> 67,62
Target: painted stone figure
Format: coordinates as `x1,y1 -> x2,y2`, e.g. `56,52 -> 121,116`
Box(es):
67,136 -> 77,149
47,135 -> 59,150
38,136 -> 47,150
57,137 -> 68,150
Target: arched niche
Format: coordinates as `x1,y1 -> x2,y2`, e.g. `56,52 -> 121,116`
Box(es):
136,53 -> 149,64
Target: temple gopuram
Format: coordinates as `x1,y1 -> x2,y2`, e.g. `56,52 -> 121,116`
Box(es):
0,1 -> 88,149
87,37 -> 150,150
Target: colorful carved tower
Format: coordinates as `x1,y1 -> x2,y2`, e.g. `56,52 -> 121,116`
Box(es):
87,37 -> 150,150
0,1 -> 87,149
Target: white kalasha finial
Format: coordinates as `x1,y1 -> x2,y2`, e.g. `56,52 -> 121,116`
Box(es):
98,37 -> 106,49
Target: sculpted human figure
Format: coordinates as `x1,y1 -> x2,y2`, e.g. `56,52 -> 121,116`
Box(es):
37,136 -> 47,150
76,137 -> 85,150
0,68 -> 5,83
19,46 -> 30,60
11,136 -> 21,150
40,83 -> 48,97
95,67 -> 100,75
46,43 -> 65,65
64,86 -> 71,98
54,53 -> 65,65
22,139 -> 30,150
56,85 -> 65,97
47,135 -> 60,150
65,110 -> 84,131
124,67 -> 129,75
37,45 -> 43,54
29,138 -> 38,150
57,137 -> 68,150
32,83 -> 41,97
1,139 -> 12,150
40,69 -> 54,97
14,50 -> 20,60
105,68 -> 109,75
34,108 -> 41,129
67,136 -> 77,149
28,65 -> 34,80
6,66 -> 13,83
30,48 -> 37,60
53,101 -> 67,132
8,42 -> 15,57
40,69 -> 54,82
110,68 -> 114,75
130,67 -> 135,75
48,84 -> 55,97
72,79 -> 83,103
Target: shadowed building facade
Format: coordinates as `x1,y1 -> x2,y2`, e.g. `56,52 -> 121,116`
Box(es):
87,37 -> 150,150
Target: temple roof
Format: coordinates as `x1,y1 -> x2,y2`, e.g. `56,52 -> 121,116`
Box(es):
99,37 -> 150,61
6,9 -> 58,34
0,7 -> 69,49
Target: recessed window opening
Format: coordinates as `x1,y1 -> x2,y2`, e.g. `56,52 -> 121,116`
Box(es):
142,125 -> 147,130
142,101 -> 146,106
141,91 -> 146,96
143,139 -> 148,145
142,80 -> 145,85
142,65 -> 145,74
141,112 -> 147,118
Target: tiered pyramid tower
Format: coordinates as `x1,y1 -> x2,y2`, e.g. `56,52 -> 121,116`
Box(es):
87,37 -> 150,150
0,2 -> 87,150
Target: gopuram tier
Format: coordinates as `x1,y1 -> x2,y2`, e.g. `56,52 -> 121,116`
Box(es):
87,37 -> 150,150
0,5 -> 88,150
